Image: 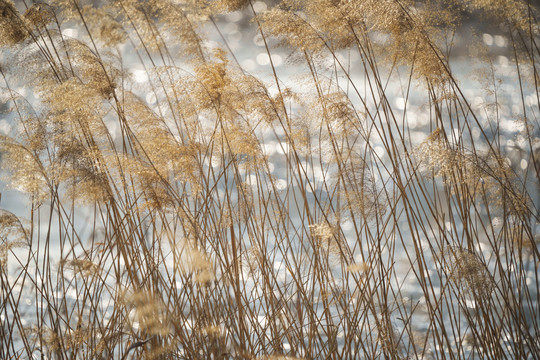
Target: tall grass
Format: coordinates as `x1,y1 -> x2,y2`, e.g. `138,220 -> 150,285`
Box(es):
0,0 -> 539,358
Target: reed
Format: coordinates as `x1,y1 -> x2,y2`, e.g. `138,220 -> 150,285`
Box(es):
0,0 -> 539,358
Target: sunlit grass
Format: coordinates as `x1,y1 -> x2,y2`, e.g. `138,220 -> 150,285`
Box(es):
0,0 -> 539,358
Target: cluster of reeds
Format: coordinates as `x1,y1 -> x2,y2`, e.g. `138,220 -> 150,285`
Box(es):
0,0 -> 539,358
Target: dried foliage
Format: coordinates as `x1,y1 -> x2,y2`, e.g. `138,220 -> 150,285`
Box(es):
0,0 -> 539,359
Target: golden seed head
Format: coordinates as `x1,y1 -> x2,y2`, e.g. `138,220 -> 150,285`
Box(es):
24,3 -> 54,29
0,0 -> 27,46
